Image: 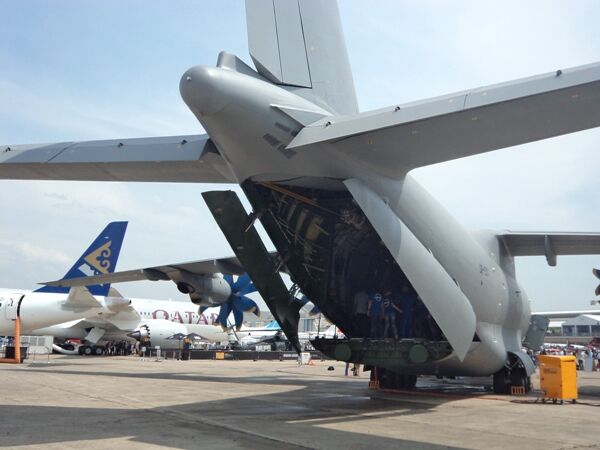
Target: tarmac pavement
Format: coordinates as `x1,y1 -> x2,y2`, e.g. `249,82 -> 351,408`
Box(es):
0,355 -> 599,449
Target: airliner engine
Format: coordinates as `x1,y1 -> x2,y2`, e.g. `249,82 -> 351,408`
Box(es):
127,319 -> 189,349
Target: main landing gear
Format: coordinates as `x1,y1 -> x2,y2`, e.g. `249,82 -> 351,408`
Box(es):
370,367 -> 417,390
492,354 -> 532,395
78,345 -> 104,356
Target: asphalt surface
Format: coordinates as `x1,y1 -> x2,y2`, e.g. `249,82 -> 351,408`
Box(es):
0,355 -> 599,449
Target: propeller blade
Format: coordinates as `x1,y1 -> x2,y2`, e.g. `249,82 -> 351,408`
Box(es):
595,284 -> 600,296
593,268 -> 600,280
238,281 -> 257,296
232,295 -> 260,316
233,273 -> 253,292
217,303 -> 233,330
233,307 -> 244,331
223,274 -> 234,286
296,295 -> 320,315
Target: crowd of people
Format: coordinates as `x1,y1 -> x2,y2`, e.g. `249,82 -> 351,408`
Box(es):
101,340 -> 135,356
539,344 -> 600,371
352,286 -> 442,340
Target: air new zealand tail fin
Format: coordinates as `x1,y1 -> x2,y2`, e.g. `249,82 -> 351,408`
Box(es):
35,221 -> 128,297
264,320 -> 281,330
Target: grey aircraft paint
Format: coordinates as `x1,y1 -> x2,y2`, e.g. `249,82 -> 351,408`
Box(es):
2,1 -> 600,389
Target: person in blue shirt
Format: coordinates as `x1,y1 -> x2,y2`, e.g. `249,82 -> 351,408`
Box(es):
382,290 -> 402,340
397,286 -> 417,338
367,292 -> 384,338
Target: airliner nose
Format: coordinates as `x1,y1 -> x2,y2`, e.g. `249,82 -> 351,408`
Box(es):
180,66 -> 228,116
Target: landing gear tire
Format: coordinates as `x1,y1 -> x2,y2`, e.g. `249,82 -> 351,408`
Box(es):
378,369 -> 417,390
493,369 -> 510,394
82,346 -> 93,356
510,369 -> 531,393
493,366 -> 531,395
403,374 -> 417,390
94,346 -> 104,356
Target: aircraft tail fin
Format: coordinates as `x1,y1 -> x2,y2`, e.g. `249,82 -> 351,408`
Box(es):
245,0 -> 358,115
35,221 -> 128,297
264,320 -> 281,330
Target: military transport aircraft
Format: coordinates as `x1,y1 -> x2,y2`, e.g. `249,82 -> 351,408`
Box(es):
2,1 -> 600,393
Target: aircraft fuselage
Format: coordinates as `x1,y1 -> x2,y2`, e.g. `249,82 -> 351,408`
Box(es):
180,64 -> 531,376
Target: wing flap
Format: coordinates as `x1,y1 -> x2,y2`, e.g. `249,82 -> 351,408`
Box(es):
0,134 -> 235,183
289,62 -> 600,177
345,178 -> 476,361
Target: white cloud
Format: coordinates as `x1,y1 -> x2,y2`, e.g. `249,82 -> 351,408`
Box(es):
0,238 -> 71,266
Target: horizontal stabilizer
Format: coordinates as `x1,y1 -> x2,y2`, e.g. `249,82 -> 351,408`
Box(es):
270,104 -> 330,126
345,178 -> 476,361
0,135 -> 235,183
64,287 -> 102,309
500,231 -> 600,266
289,62 -> 600,177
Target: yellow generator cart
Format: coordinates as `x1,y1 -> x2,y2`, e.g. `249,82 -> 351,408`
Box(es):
538,355 -> 578,404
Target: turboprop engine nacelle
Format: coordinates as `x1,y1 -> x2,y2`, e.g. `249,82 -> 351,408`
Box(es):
171,271 -> 232,306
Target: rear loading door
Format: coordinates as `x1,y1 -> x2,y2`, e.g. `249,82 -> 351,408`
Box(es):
344,179 -> 476,361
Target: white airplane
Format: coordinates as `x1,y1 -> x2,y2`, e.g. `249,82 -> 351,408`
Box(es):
5,269 -> 266,355
236,322 -> 340,349
0,221 -> 264,355
0,221 -> 129,342
38,297 -> 232,355
41,271 -> 316,354
3,1 -> 600,394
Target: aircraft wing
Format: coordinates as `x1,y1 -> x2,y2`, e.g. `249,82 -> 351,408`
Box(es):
288,62 -> 600,177
40,256 -> 248,288
0,134 -> 236,183
499,231 -> 600,266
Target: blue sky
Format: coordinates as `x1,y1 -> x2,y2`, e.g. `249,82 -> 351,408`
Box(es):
1,1 -> 600,311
